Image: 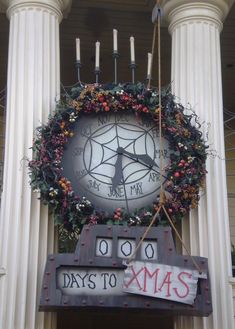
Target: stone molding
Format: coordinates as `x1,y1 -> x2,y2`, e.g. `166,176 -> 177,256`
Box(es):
161,0 -> 234,33
0,0 -> 72,19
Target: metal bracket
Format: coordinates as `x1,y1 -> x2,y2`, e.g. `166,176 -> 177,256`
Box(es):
152,5 -> 163,24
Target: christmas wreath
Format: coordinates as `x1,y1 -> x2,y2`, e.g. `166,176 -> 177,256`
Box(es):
29,83 -> 207,235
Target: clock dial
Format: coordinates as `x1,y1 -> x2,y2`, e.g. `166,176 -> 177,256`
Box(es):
62,112 -> 170,213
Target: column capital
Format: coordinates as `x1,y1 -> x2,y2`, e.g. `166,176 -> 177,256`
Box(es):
0,0 -> 72,19
161,0 -> 234,33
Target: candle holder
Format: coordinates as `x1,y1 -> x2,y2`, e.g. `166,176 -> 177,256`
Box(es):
112,52 -> 119,85
75,60 -> 82,82
129,62 -> 137,84
146,75 -> 152,89
94,68 -> 101,84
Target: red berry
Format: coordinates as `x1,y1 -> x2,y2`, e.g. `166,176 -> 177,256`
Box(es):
174,172 -> 180,178
104,106 -> 110,112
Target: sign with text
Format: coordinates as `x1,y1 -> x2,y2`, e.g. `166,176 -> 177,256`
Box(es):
40,225 -> 212,316
58,267 -> 124,296
123,261 -> 207,305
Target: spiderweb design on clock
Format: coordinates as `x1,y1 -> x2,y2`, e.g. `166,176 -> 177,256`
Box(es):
62,112 -> 170,213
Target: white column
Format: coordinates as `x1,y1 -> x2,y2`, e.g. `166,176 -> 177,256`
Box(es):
0,1 -> 71,328
162,1 -> 235,329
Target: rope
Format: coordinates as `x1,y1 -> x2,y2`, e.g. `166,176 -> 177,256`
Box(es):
127,2 -> 202,274
157,8 -> 164,204
126,205 -> 162,264
162,205 -> 202,273
127,5 -> 163,265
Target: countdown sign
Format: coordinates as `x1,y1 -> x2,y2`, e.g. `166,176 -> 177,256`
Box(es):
39,225 -> 212,316
57,262 -> 205,306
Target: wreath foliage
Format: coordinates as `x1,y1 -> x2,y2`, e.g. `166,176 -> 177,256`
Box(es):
29,83 -> 207,235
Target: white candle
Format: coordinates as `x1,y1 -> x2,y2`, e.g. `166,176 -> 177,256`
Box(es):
147,52 -> 152,77
95,41 -> 100,69
130,36 -> 135,63
76,38 -> 81,62
113,29 -> 118,53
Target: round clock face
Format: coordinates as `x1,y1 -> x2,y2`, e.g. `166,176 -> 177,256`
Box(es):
62,112 -> 170,213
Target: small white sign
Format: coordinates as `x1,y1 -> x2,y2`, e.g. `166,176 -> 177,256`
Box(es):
117,239 -> 136,259
140,240 -> 157,260
96,238 -> 112,257
123,261 -> 207,305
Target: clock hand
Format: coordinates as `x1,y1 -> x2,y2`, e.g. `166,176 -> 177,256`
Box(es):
111,148 -> 123,190
112,147 -> 160,190
121,148 -> 159,168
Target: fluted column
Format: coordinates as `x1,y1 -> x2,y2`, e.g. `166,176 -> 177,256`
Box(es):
0,1 -> 71,328
162,1 -> 234,329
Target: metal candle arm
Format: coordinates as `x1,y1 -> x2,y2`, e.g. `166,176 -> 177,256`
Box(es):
94,68 -> 101,84
75,60 -> 82,82
113,51 -> 119,85
130,62 -> 137,84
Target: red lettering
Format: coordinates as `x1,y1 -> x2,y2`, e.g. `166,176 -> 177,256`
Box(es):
173,271 -> 192,299
158,271 -> 172,297
143,267 -> 160,293
124,266 -> 143,290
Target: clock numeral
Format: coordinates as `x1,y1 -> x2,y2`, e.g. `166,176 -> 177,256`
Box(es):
155,149 -> 169,159
139,118 -> 152,128
75,169 -> 86,179
130,182 -> 143,196
72,147 -> 84,157
151,128 -> 159,138
116,113 -> 129,123
87,180 -> 101,192
108,186 -> 125,198
148,172 -> 160,182
80,125 -> 92,137
97,114 -> 111,126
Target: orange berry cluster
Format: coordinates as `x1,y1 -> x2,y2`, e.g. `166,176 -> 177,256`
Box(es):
58,177 -> 72,194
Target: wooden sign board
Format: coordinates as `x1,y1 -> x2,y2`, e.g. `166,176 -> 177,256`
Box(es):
39,225 -> 212,316
123,261 -> 207,305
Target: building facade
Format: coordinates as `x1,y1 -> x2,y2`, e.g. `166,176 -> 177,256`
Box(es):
0,0 -> 234,328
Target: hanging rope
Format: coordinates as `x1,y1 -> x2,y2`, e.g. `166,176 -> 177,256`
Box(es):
126,205 -> 162,264
162,205 -> 202,273
126,6 -> 163,268
147,4 -> 164,203
127,3 -> 202,274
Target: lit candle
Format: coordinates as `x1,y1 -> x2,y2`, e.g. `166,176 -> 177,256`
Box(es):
147,52 -> 152,77
76,38 -> 81,62
113,29 -> 118,53
130,36 -> 135,63
95,41 -> 100,69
